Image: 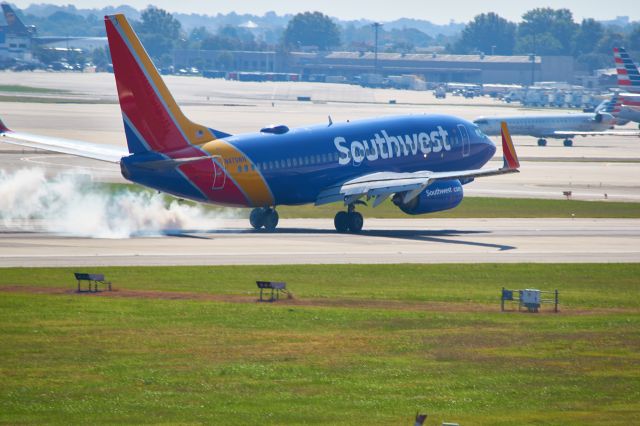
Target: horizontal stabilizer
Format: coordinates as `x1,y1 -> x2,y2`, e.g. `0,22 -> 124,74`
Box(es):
1,123 -> 127,163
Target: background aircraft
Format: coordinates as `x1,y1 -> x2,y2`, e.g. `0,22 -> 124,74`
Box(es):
613,47 -> 640,128
0,14 -> 520,233
473,112 -> 621,146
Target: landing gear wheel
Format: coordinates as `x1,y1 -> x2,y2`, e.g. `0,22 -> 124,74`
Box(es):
537,138 -> 547,147
334,211 -> 349,233
347,212 -> 364,233
563,139 -> 573,147
249,208 -> 266,230
263,209 -> 279,232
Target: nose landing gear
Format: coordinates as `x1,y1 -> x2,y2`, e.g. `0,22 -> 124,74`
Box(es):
250,207 -> 279,231
334,203 -> 364,233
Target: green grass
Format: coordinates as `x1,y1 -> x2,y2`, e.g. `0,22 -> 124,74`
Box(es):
1,264 -> 639,425
0,84 -> 68,94
0,95 -> 114,104
102,182 -> 640,219
276,197 -> 640,219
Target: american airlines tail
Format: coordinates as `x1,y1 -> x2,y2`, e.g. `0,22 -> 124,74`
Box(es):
104,14 -> 230,155
613,47 -> 640,93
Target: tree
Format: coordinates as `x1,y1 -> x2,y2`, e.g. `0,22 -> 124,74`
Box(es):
627,24 -> 640,50
188,26 -> 212,48
572,19 -> 604,56
515,32 -> 564,55
135,7 -> 182,65
454,13 -> 516,54
518,8 -> 578,55
596,29 -> 626,54
282,12 -> 340,51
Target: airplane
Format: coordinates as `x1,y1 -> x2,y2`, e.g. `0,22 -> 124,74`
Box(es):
613,47 -> 640,94
0,14 -> 521,233
473,112 -> 619,146
612,47 -> 640,128
1,3 -> 107,51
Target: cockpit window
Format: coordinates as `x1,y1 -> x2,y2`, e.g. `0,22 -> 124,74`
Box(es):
473,125 -> 487,138
474,119 -> 488,125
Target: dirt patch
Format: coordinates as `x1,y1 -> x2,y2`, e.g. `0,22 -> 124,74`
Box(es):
0,285 -> 635,315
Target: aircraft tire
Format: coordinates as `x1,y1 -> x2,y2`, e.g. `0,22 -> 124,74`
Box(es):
334,211 -> 349,233
263,209 -> 279,232
537,139 -> 547,147
347,212 -> 364,233
249,208 -> 266,229
563,139 -> 573,147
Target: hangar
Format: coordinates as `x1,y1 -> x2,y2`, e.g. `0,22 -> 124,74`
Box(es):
174,49 -> 574,85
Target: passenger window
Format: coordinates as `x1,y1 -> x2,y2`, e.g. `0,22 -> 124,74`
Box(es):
237,165 -> 242,173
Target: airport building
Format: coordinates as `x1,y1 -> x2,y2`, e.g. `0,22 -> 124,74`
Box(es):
174,49 -> 574,86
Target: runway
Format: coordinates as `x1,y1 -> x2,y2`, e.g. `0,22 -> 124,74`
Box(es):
1,218 -> 639,267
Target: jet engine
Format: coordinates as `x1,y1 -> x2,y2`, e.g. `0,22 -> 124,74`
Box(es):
594,112 -> 616,125
392,179 -> 463,215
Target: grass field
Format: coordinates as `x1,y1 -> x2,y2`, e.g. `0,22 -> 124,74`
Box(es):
0,85 -> 68,94
102,182 -> 640,219
275,197 -> 640,219
1,264 -> 639,425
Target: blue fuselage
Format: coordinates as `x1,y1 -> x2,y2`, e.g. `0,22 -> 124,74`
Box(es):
226,114 -> 496,205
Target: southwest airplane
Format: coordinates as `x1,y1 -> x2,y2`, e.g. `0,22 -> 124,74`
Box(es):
0,14 -> 520,233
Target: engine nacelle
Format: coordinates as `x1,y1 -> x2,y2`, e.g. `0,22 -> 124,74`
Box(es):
393,179 -> 464,215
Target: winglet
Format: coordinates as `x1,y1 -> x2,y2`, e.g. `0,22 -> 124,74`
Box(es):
501,121 -> 519,169
0,118 -> 10,134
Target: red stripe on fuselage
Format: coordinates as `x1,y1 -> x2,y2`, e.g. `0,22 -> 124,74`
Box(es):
178,159 -> 248,207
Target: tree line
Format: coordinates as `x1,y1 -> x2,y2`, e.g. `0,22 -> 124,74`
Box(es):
17,5 -> 640,73
452,8 -> 640,71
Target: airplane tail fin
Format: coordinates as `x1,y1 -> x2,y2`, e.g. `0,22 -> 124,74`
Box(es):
1,4 -> 28,33
501,122 -> 519,169
613,47 -> 640,94
0,117 -> 10,133
104,14 -> 230,155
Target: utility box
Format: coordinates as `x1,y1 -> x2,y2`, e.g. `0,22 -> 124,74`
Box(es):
521,289 -> 541,312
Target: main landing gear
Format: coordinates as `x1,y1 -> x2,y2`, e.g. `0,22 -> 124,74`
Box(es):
563,138 -> 573,147
250,207 -> 279,231
537,138 -> 547,146
334,203 -> 364,233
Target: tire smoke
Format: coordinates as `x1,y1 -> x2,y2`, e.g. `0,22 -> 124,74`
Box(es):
0,168 -> 237,238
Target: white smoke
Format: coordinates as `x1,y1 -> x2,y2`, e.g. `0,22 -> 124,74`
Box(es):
0,168 -> 238,238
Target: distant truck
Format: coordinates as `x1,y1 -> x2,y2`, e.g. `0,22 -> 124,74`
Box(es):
434,86 -> 446,99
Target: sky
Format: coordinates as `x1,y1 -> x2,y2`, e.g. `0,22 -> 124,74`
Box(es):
9,0 -> 640,24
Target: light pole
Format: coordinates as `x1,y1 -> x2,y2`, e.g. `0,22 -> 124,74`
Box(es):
372,22 -> 382,73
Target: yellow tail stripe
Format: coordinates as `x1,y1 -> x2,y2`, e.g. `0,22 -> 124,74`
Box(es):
202,140 -> 274,206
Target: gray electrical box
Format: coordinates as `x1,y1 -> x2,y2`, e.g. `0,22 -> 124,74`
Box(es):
521,289 -> 541,312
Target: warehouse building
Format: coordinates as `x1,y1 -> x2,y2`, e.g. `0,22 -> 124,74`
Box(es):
174,49 -> 574,86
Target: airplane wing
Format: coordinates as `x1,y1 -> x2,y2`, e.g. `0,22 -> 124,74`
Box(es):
316,122 -> 520,206
0,120 -> 127,163
554,130 -> 640,137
